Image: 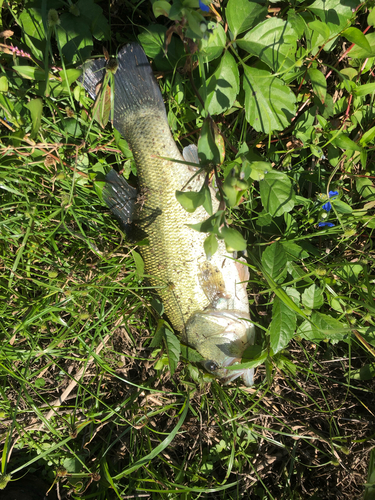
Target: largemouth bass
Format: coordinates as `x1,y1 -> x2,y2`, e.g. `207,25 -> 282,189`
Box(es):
81,43 -> 255,385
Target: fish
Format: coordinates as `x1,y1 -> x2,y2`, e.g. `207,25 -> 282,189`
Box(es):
80,43 -> 255,385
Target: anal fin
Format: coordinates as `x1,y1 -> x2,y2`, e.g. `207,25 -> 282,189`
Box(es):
79,58 -> 107,100
182,144 -> 199,165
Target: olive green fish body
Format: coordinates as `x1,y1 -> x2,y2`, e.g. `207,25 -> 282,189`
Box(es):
81,44 -> 255,385
122,110 -> 213,332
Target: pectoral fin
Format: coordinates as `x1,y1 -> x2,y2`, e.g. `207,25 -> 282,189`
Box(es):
198,261 -> 230,307
103,169 -> 138,234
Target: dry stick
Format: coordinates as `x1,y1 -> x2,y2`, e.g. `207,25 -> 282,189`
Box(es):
40,334 -> 110,428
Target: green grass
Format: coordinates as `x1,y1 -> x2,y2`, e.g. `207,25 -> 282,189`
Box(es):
1,1 -> 375,499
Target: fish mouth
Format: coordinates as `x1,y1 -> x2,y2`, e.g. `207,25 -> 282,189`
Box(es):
220,358 -> 254,386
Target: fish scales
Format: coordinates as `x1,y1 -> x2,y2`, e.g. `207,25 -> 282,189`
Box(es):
123,109 -> 217,332
81,43 -> 256,385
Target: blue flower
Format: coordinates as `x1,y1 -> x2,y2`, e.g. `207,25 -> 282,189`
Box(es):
321,191 -> 338,213
322,201 -> 332,212
318,222 -> 335,228
199,0 -> 210,12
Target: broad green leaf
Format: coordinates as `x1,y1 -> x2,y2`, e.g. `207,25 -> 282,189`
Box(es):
198,118 -> 223,165
340,67 -> 357,80
308,19 -> 330,40
306,25 -> 327,54
150,319 -> 165,348
226,0 -> 267,39
180,344 -> 204,363
220,226 -> 247,252
164,327 -> 181,376
151,298 -> 164,317
356,177 -> 375,200
269,297 -> 296,354
34,377 -> 45,388
308,0 -> 359,38
368,9 -> 375,27
202,183 -> 213,216
332,132 -> 362,152
60,68 -> 82,86
342,27 -> 371,52
336,263 -> 363,284
287,9 -> 307,38
281,241 -> 309,260
332,199 -> 352,214
153,1 -> 171,18
184,10 -> 207,40
12,66 -> 49,80
189,211 -> 224,233
0,75 -> 8,92
201,51 -> 239,116
259,171 -> 295,217
138,25 -> 166,58
237,18 -> 298,72
276,354 -> 298,376
132,251 -> 144,278
200,23 -> 226,62
243,66 -> 296,134
76,153 -> 89,172
301,284 -> 324,310
354,82 -> 375,97
204,233 -> 218,259
227,348 -> 268,370
261,242 -> 287,280
222,175 -> 249,207
349,33 -> 375,58
19,6 -> 46,59
349,364 -> 375,381
63,457 -> 81,473
307,68 -> 327,104
63,118 -> 82,137
310,144 -> 324,159
56,13 -> 93,63
284,287 -> 301,306
139,27 -> 184,71
298,312 -> 348,343
360,126 -> 375,146
113,129 -> 133,157
26,98 -> 43,139
77,0 -> 110,41
175,189 -> 205,213
242,160 -> 272,181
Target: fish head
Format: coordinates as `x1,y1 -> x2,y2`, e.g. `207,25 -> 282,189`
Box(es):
184,309 -> 255,386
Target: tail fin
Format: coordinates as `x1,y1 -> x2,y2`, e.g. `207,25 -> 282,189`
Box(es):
79,43 -> 166,133
113,43 -> 166,129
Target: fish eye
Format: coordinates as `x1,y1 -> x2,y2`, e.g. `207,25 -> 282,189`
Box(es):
204,360 -> 219,372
